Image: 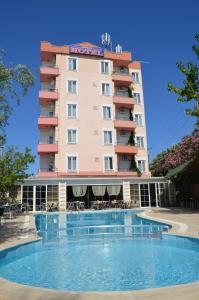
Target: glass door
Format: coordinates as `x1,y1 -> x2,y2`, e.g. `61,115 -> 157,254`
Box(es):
36,186 -> 46,211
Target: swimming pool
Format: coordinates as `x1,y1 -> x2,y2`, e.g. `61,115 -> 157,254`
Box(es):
0,210 -> 199,291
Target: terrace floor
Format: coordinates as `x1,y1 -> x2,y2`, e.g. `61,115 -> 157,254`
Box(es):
0,207 -> 199,300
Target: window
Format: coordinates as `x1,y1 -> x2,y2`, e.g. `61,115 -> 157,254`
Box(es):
101,61 -> 109,74
119,107 -> 127,114
104,131 -> 113,144
68,80 -> 77,93
136,136 -> 144,148
103,106 -> 112,120
102,82 -> 111,96
49,136 -> 54,144
47,185 -> 58,203
122,155 -> 130,161
68,104 -> 77,118
133,93 -> 141,104
137,160 -> 146,172
132,72 -> 140,83
68,58 -> 77,71
104,156 -> 113,171
134,114 -> 143,126
68,156 -> 77,172
67,129 -> 77,144
120,130 -> 127,136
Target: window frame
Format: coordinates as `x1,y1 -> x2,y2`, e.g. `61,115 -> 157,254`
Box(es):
103,129 -> 113,145
67,128 -> 78,144
100,60 -> 110,74
134,112 -> 144,127
135,135 -> 145,149
103,155 -> 114,171
67,102 -> 78,119
101,81 -> 112,96
67,78 -> 78,94
132,72 -> 140,84
102,104 -> 112,120
133,92 -> 142,104
68,57 -> 78,71
67,154 -> 78,172
137,159 -> 146,173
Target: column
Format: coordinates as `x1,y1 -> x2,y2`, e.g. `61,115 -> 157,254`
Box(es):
59,182 -> 67,211
33,185 -> 36,212
122,181 -> 131,202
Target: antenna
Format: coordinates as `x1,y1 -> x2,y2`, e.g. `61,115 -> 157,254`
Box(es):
101,33 -> 111,48
116,44 -> 122,53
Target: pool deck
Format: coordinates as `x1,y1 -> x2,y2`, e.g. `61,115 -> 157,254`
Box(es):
0,207 -> 199,300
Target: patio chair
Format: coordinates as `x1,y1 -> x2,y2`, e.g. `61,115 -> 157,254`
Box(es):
67,202 -> 75,211
78,202 -> 85,210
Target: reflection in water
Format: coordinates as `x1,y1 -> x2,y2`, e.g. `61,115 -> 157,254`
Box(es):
35,211 -> 169,243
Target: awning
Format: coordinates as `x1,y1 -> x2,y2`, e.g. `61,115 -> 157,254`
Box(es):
165,160 -> 191,179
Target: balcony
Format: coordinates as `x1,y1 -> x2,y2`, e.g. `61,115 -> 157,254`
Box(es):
113,96 -> 135,108
115,145 -> 138,155
40,63 -> 59,81
37,143 -> 58,154
39,89 -> 58,105
117,168 -> 137,176
37,167 -> 57,177
38,115 -> 58,128
112,68 -> 132,85
114,120 -> 136,130
115,89 -> 130,98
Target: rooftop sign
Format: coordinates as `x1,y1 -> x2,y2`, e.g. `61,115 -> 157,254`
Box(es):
69,45 -> 104,57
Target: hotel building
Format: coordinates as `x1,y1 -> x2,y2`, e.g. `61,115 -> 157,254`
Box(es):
19,41 -> 175,210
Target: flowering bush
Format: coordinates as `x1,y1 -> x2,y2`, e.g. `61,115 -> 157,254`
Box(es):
165,130 -> 199,169
150,130 -> 199,176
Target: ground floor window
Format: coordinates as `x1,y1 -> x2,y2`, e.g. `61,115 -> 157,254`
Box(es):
140,184 -> 150,207
36,186 -> 46,211
22,186 -> 33,210
130,184 -> 140,207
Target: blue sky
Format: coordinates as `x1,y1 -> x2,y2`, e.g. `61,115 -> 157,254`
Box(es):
0,0 -> 198,174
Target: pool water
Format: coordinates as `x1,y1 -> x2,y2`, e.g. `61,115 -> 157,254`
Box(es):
0,210 -> 199,291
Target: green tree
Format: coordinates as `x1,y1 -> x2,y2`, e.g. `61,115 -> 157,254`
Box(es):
0,50 -> 34,139
0,50 -> 35,204
0,147 -> 35,204
168,33 -> 199,127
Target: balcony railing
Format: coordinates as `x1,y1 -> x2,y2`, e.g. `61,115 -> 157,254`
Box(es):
113,68 -> 129,75
41,62 -> 57,68
115,90 -> 129,97
40,86 -> 57,92
39,112 -> 56,118
39,167 -> 56,172
116,114 -> 130,121
117,140 -> 131,145
118,167 -> 136,172
39,139 -> 56,145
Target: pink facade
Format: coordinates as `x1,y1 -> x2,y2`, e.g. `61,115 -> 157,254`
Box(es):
37,41 -> 149,177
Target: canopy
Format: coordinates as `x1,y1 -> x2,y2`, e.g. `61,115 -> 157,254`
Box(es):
72,186 -> 87,197
92,186 -> 106,196
107,185 -> 121,196
165,160 -> 191,179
